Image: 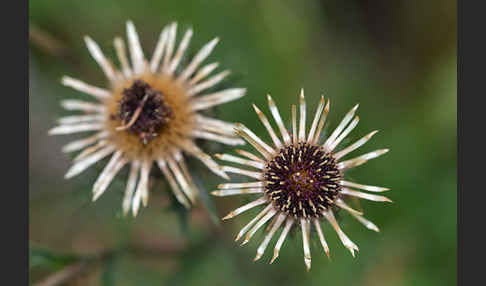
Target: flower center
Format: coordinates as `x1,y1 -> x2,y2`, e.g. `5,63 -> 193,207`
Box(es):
264,142 -> 342,218
117,79 -> 173,144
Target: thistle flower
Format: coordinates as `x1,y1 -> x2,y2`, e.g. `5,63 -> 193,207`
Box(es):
49,21 -> 246,216
213,90 -> 391,271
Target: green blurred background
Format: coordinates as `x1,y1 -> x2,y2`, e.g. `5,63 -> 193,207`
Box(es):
29,0 -> 456,285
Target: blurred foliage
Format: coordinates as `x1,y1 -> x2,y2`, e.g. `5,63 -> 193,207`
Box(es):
29,0 -> 456,285
29,248 -> 79,270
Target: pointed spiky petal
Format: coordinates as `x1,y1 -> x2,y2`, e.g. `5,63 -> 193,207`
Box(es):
335,198 -> 363,216
126,21 -> 146,75
192,130 -> 245,146
223,197 -> 267,220
214,153 -> 265,169
48,123 -> 103,135
62,76 -> 110,100
323,209 -> 359,257
162,23 -> 177,70
242,208 -> 277,245
188,70 -> 230,96
178,37 -> 219,81
340,180 -> 390,192
235,149 -> 264,162
57,114 -> 104,125
323,104 -> 359,150
131,159 -> 151,215
189,62 -> 219,85
150,26 -> 169,72
253,104 -> 283,149
333,130 -> 379,160
64,146 -> 115,179
61,131 -> 108,153
291,104 -> 297,145
60,100 -> 104,113
254,213 -> 286,261
211,188 -> 263,197
191,88 -> 246,111
73,141 -> 108,162
328,115 -> 359,151
312,99 -> 330,145
267,95 -> 291,144
84,36 -> 116,81
93,151 -> 127,201
235,123 -> 275,156
168,28 -> 193,74
270,217 -> 294,264
313,219 -> 330,259
301,218 -> 312,271
235,204 -> 273,241
167,156 -> 196,203
157,160 -> 190,208
298,90 -> 306,142
123,161 -> 140,216
307,96 -> 325,143
337,149 -> 389,170
114,37 -> 132,77
341,188 -> 392,202
218,182 -> 264,190
349,212 -> 380,232
234,125 -> 273,160
220,166 -> 262,180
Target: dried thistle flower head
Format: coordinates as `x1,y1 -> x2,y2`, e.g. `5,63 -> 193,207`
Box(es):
213,90 -> 391,271
49,21 -> 246,216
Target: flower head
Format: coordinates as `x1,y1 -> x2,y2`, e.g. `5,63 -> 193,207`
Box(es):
49,21 -> 246,216
213,90 -> 391,271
